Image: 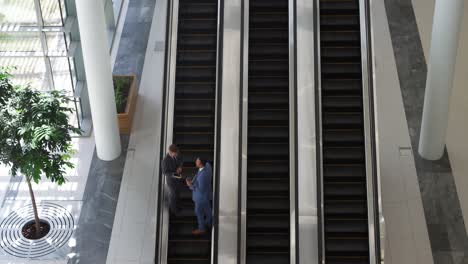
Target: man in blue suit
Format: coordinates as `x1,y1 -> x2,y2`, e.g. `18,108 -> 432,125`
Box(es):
186,158 -> 213,235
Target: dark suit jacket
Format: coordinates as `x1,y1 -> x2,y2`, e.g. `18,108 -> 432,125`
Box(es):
161,153 -> 183,176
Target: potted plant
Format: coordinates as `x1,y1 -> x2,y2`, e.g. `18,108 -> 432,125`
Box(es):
113,74 -> 137,134
0,69 -> 81,239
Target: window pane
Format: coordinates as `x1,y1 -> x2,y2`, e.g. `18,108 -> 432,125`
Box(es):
45,32 -> 67,55
49,56 -> 72,94
0,57 -> 48,90
0,32 -> 42,53
0,0 -> 38,26
40,0 -> 64,26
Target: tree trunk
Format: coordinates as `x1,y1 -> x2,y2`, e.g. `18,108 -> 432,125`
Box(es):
26,178 -> 41,236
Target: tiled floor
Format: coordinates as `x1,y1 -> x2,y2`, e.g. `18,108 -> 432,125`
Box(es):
68,136 -> 129,264
113,0 -> 156,85
383,0 -> 468,263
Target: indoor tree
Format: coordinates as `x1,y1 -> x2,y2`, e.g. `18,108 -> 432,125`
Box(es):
0,69 -> 81,238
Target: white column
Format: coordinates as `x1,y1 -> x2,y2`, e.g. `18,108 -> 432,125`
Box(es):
75,0 -> 121,161
419,0 -> 464,160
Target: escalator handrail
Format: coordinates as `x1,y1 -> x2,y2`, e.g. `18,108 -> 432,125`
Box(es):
313,0 -> 325,263
358,0 -> 385,262
156,0 -> 179,263
288,0 -> 299,262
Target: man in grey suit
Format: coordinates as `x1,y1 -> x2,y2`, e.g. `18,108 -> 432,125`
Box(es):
161,144 -> 183,214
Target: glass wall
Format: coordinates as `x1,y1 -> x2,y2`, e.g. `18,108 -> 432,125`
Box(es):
0,0 -> 83,128
0,0 -> 121,134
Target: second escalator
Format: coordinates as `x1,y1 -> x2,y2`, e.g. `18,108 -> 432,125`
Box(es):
246,0 -> 291,263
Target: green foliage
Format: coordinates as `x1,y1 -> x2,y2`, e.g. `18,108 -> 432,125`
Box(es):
0,68 -> 82,185
113,76 -> 132,113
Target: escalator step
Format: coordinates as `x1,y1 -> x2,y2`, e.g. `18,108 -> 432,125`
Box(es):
322,47 -> 361,62
249,126 -> 289,143
174,116 -> 214,132
321,31 -> 361,46
248,178 -> 289,196
175,99 -> 215,114
170,222 -> 209,239
320,0 -> 359,14
249,28 -> 288,43
249,78 -> 289,91
176,50 -> 216,66
250,44 -> 289,60
247,233 -> 289,250
323,112 -> 363,128
249,110 -> 289,126
325,200 -> 367,217
324,182 -> 366,199
246,254 -> 290,264
175,82 -> 215,98
248,160 -> 289,177
325,219 -> 368,235
179,3 -> 217,18
250,12 -> 289,28
325,237 -> 369,254
247,196 -> 289,213
323,96 -> 363,111
178,34 -> 217,50
321,63 -> 362,78
325,256 -> 369,264
249,61 -> 289,76
324,164 -> 365,180
178,19 -> 217,33
249,93 -> 289,109
176,67 -> 216,81
180,149 -> 214,165
250,0 -> 288,11
168,240 -> 211,257
174,133 -> 214,147
249,143 -> 289,159
322,79 -> 362,95
323,129 -> 364,145
320,15 -> 360,30
247,214 -> 290,231
168,259 -> 211,264
323,147 -> 365,163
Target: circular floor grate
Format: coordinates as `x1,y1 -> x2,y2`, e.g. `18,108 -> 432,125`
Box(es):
0,202 -> 74,258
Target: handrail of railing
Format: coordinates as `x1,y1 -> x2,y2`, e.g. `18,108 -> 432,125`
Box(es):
155,0 -> 178,263
360,0 -> 385,262
313,0 -> 325,263
288,0 -> 298,262
212,0 -> 224,263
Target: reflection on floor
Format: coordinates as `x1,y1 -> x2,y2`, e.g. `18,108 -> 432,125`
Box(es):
384,1 -> 468,263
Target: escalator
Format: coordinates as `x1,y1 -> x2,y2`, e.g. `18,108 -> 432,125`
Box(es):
246,0 -> 291,263
167,0 -> 218,263
319,0 -> 370,263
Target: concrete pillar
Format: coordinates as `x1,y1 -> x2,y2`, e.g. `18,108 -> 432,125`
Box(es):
419,0 -> 464,160
75,0 -> 121,160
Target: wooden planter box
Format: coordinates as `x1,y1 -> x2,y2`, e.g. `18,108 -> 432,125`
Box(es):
115,74 -> 138,134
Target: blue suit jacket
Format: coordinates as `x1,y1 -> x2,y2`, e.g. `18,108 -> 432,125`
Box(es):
190,163 -> 213,203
